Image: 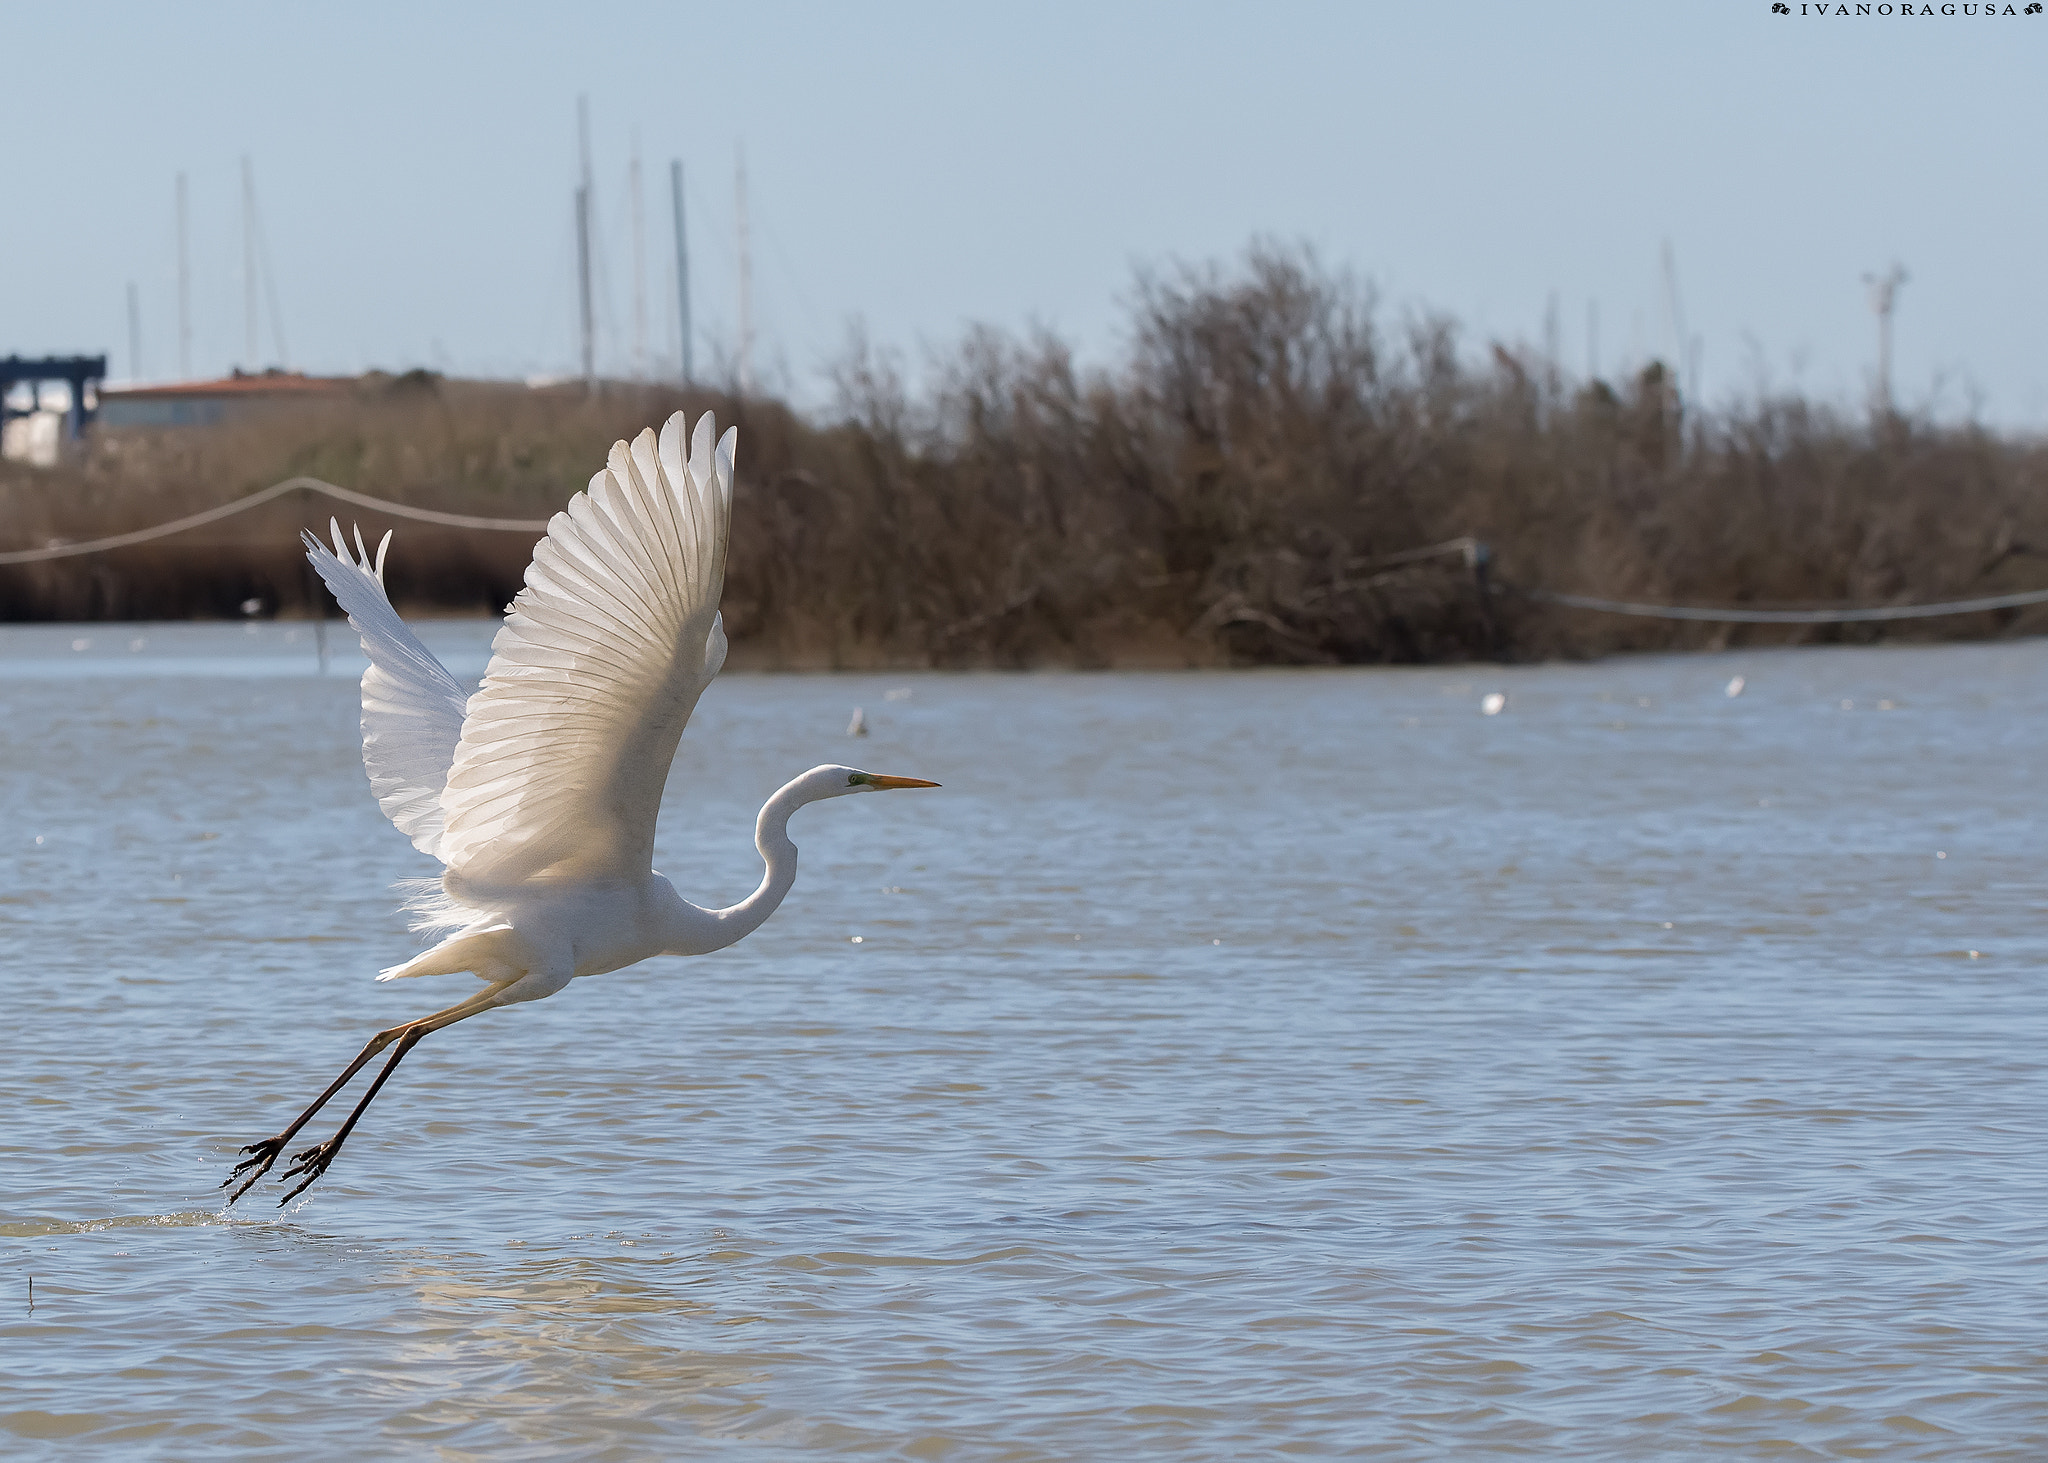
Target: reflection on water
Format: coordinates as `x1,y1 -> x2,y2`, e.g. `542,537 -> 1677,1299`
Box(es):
3,622 -> 2046,1458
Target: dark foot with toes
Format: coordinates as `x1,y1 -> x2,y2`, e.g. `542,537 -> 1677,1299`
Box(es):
276,1139 -> 342,1205
223,1137 -> 289,1205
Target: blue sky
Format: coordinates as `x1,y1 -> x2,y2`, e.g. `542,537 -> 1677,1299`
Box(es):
7,1 -> 2044,425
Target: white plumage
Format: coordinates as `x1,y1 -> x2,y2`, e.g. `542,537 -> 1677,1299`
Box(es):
303,523 -> 468,857
441,414 -> 732,886
304,412 -> 733,883
230,411 -> 939,1206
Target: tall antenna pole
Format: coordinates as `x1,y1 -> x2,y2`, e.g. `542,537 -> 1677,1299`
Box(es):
176,172 -> 192,380
249,159 -> 289,367
1542,290 -> 1560,400
1660,238 -> 1688,399
576,96 -> 595,395
671,160 -> 691,383
735,141 -> 753,396
1864,263 -> 1908,417
576,188 -> 594,393
242,156 -> 258,369
630,138 -> 646,381
126,282 -> 143,381
1586,298 -> 1600,381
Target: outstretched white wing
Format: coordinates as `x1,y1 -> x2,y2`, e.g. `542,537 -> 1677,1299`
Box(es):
437,411 -> 735,890
304,521 -> 471,859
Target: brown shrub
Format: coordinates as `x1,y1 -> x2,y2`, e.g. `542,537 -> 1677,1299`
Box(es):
6,243 -> 2046,664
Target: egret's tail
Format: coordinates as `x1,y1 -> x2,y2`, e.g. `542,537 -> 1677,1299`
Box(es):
377,922 -> 521,983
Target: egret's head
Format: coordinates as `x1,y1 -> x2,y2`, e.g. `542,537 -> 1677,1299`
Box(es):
804,764 -> 942,800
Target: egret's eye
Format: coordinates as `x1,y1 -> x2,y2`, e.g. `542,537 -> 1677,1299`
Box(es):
846,773 -> 865,787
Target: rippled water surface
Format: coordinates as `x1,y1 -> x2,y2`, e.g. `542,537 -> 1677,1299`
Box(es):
3,621 -> 2045,1458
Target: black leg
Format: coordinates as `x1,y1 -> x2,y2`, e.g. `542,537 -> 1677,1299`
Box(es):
274,1024 -> 432,1206
224,986 -> 502,1205
223,1026 -> 408,1204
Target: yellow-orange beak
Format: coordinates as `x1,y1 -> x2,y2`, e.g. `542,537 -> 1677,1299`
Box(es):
863,774 -> 942,790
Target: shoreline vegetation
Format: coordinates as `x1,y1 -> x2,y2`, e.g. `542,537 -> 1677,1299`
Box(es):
4,245 -> 2045,667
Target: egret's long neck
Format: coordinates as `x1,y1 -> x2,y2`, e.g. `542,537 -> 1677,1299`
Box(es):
702,774 -> 816,946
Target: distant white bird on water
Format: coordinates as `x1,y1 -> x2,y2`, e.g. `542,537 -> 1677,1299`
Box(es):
225,412 -> 939,1206
1480,692 -> 1507,716
847,706 -> 869,736
1725,675 -> 1746,698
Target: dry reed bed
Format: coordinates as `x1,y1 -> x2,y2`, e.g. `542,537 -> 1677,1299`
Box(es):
5,247 -> 2045,665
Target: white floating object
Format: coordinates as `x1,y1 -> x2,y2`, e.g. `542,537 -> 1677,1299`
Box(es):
1480,692 -> 1507,716
70,637 -> 91,652
846,706 -> 869,737
883,687 -> 912,702
1725,675 -> 1745,698
240,597 -> 263,616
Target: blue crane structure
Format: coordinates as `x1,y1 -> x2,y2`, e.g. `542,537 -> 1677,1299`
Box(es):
1,354 -> 107,449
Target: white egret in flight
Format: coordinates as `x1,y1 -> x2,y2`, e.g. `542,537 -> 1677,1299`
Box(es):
225,412 -> 938,1206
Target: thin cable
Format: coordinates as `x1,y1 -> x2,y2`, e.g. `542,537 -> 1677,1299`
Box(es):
1520,585 -> 2048,624
0,476 -> 550,565
1352,536 -> 1478,572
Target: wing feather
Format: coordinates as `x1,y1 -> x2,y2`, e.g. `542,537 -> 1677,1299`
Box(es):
303,521 -> 471,859
437,411 -> 736,889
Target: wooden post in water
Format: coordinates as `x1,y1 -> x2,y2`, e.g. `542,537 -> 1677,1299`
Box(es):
301,486 -> 328,675
1466,539 -> 1501,661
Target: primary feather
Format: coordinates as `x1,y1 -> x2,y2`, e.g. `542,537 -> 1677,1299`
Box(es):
303,520 -> 471,859
437,411 -> 735,891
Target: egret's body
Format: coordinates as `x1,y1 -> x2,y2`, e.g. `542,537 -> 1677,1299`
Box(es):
372,767 -> 836,995
225,412 -> 936,1205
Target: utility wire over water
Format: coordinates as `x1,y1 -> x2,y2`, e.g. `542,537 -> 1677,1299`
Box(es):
0,476 -> 549,566
3,630 -> 2045,1457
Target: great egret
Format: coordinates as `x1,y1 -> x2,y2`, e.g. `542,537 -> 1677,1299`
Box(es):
224,412 -> 938,1206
